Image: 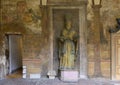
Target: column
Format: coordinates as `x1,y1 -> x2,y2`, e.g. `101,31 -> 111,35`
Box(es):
47,7 -> 56,79
92,5 -> 102,77
79,5 -> 88,79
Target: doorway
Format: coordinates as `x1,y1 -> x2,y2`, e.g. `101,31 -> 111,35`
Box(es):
111,34 -> 120,80
5,34 -> 23,78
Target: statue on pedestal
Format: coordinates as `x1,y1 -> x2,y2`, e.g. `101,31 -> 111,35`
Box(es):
59,15 -> 78,70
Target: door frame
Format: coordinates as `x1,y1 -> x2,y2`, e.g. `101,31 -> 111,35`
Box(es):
5,33 -> 23,76
111,33 -> 120,80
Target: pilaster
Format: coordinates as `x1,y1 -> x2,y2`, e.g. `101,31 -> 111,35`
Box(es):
79,5 -> 88,79
47,7 -> 56,79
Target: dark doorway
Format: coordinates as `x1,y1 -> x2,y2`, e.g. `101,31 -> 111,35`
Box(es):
5,34 -> 23,78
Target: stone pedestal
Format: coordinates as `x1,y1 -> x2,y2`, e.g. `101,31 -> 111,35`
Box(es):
60,70 -> 79,82
47,70 -> 56,79
22,66 -> 27,78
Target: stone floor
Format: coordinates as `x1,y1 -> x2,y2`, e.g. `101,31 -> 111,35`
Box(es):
6,68 -> 22,79
1,70 -> 120,85
0,78 -> 120,85
2,68 -> 120,85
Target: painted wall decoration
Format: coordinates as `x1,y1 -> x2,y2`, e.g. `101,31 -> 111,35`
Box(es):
17,1 -> 42,34
0,0 -> 120,79
0,0 -> 49,78
87,0 -> 120,78
1,0 -> 42,34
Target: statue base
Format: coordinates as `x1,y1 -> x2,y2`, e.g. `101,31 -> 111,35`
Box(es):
60,69 -> 79,82
47,70 -> 56,79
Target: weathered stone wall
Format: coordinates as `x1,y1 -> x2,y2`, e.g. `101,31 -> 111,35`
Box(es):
0,0 -> 49,78
87,0 -> 120,78
22,34 -> 49,76
0,33 -> 6,79
0,0 -> 120,79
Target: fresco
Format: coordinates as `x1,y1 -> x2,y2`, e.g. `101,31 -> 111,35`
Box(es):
87,0 -> 120,78
1,0 -> 42,34
0,0 -> 120,78
17,1 -> 42,34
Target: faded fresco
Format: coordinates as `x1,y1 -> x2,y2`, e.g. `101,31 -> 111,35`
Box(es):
87,0 -> 120,78
0,0 -> 120,79
1,0 -> 42,33
17,1 -> 42,34
0,0 -> 49,77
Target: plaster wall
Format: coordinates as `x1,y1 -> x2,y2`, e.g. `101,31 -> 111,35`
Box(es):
87,0 -> 120,78
0,0 -> 120,79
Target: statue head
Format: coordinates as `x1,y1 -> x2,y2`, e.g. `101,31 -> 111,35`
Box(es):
64,14 -> 72,30
66,20 -> 72,30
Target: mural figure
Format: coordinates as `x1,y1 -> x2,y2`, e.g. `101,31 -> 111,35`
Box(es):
17,1 -> 42,34
59,15 -> 78,70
